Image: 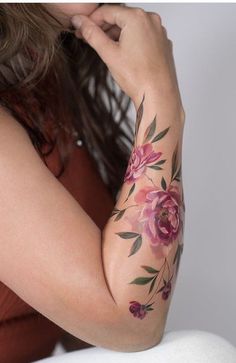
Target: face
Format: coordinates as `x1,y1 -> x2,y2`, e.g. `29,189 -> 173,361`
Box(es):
44,3 -> 100,28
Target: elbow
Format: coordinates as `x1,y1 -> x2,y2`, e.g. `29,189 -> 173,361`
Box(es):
135,324 -> 165,352
117,327 -> 163,353
113,309 -> 164,353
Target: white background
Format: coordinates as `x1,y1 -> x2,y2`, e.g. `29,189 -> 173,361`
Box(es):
127,3 -> 236,346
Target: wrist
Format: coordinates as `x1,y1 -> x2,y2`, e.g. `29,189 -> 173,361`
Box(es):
132,83 -> 185,124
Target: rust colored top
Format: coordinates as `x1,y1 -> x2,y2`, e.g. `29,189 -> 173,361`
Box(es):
0,127 -> 114,363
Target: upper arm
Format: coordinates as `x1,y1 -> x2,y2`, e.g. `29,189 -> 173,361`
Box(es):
0,107 -> 124,347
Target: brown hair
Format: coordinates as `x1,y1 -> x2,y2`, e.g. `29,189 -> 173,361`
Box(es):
0,3 -> 134,201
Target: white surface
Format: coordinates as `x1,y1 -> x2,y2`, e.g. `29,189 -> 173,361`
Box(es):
126,3 -> 236,346
51,343 -> 66,356
34,330 -> 236,362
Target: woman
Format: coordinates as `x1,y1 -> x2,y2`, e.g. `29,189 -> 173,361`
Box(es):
0,3 -> 235,363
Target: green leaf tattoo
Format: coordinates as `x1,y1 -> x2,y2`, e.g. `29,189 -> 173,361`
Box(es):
134,93 -> 145,140
161,176 -> 167,190
123,183 -> 135,203
141,265 -> 159,274
143,115 -> 156,143
116,232 -> 140,239
128,235 -> 142,257
129,276 -> 155,285
151,127 -> 170,143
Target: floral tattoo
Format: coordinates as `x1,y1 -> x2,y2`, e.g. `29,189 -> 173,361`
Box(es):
111,93 -> 185,320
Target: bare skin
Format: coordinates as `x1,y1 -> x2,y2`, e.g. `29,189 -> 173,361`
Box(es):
44,3 -> 100,28
55,142 -> 115,351
43,3 -> 116,351
0,4 -> 185,352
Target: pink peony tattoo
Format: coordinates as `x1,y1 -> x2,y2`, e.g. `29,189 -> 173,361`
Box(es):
124,143 -> 162,184
121,183 -> 184,259
133,184 -> 184,258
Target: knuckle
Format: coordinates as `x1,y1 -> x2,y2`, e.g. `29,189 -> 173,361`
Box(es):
167,38 -> 173,51
151,12 -> 162,24
134,7 -> 147,17
168,38 -> 173,49
162,25 -> 167,35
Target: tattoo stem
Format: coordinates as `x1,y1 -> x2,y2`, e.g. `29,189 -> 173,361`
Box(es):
145,258 -> 167,305
143,173 -> 159,188
166,258 -> 171,279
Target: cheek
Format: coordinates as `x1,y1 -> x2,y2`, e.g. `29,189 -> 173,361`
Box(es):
55,3 -> 99,17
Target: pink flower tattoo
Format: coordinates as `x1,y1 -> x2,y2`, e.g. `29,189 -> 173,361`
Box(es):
135,185 -> 183,250
124,143 -> 162,184
123,184 -> 184,259
129,301 -> 153,319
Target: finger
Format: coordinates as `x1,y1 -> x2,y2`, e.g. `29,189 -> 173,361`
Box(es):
76,23 -> 113,36
71,14 -> 119,64
147,11 -> 162,24
75,22 -> 114,38
75,24 -> 120,42
79,4 -> 134,29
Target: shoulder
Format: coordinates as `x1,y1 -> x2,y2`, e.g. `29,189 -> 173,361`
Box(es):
0,104 -> 32,145
0,104 -> 48,176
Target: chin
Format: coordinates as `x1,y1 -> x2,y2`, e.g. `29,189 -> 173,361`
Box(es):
45,3 -> 99,28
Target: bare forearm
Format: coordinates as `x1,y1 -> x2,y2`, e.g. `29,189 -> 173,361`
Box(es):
102,87 -> 185,344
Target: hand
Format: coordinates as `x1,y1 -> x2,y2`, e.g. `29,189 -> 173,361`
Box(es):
71,5 -> 182,109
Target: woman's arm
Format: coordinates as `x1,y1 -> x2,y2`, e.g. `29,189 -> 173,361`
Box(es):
0,90 -> 184,354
